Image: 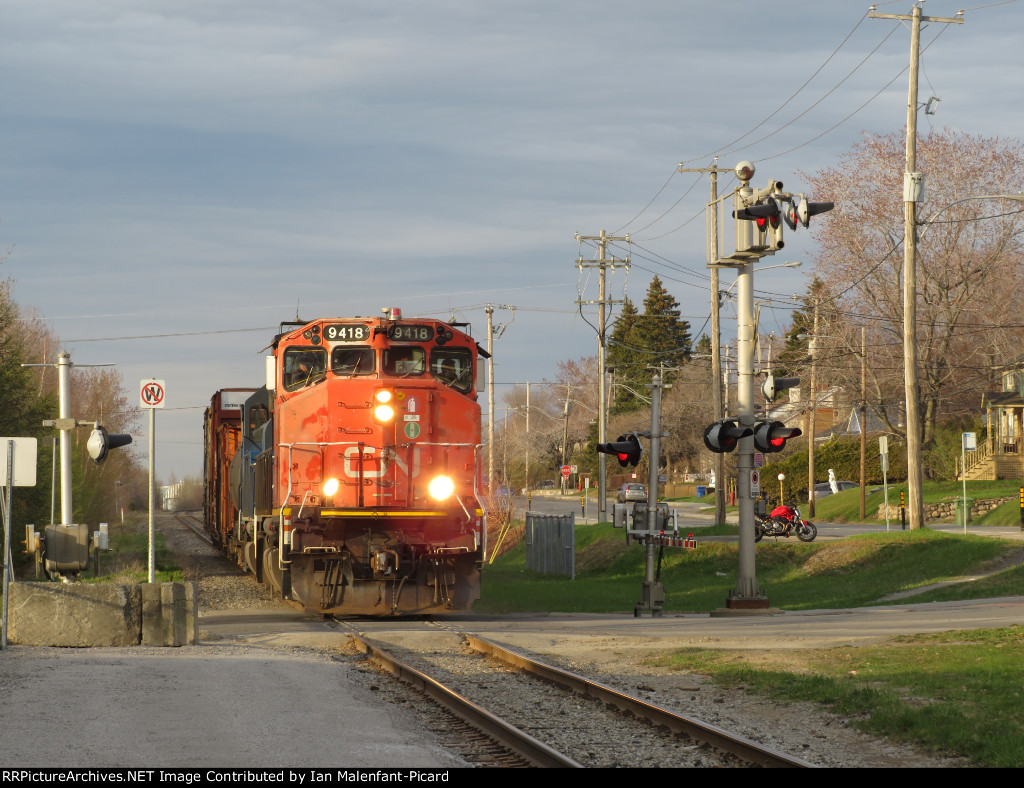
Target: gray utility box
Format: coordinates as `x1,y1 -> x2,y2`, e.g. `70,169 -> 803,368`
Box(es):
43,524 -> 92,574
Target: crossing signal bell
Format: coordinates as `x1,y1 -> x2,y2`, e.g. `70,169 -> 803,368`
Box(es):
703,420 -> 753,454
597,434 -> 643,467
753,421 -> 802,453
87,426 -> 133,464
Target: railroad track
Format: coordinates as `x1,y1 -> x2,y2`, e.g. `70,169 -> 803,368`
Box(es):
340,622 -> 814,769
172,510 -> 212,545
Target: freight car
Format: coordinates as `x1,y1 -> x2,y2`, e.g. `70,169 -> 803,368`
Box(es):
203,308 -> 487,615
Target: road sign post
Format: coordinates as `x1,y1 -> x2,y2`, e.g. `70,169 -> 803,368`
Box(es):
140,379 -> 166,583
961,432 -> 976,534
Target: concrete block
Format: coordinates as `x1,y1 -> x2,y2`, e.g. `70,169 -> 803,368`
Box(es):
8,581 -> 142,647
183,582 -> 199,645
141,583 -> 163,646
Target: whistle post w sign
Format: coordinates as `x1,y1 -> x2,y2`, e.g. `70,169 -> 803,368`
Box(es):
140,379 -> 166,409
139,378 -> 165,584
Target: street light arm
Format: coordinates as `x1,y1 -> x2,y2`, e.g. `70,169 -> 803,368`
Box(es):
917,194 -> 1024,240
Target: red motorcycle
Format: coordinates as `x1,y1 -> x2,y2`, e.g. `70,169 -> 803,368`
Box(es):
755,502 -> 817,542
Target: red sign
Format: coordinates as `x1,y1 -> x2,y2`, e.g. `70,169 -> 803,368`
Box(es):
560,465 -> 571,477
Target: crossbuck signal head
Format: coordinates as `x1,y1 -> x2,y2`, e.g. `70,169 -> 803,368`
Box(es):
596,434 -> 643,467
788,194 -> 835,229
752,420 -> 802,454
734,196 -> 786,252
703,419 -> 753,454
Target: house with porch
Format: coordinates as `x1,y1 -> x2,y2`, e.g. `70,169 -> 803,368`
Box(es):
960,358 -> 1024,480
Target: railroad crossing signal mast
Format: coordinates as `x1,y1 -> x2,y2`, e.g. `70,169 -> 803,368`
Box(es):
705,162 -> 832,612
22,353 -> 132,578
597,373 -> 690,617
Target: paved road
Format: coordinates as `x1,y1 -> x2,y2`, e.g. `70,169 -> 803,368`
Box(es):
0,611 -> 467,769
518,493 -> 1024,542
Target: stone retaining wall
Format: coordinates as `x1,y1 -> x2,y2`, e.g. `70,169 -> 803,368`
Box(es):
7,581 -> 198,647
877,496 -> 1013,522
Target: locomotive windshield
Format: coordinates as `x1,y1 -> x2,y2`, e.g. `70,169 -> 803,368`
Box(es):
331,346 -> 374,376
382,346 -> 425,377
283,347 -> 327,391
430,348 -> 473,394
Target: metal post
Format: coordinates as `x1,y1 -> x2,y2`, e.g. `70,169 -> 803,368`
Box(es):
57,353 -> 73,526
637,373 -> 665,617
2,440 -> 13,650
148,407 -> 155,583
730,252 -> 764,605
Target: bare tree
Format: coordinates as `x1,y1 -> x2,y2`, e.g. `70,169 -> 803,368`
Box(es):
802,129 -> 1024,447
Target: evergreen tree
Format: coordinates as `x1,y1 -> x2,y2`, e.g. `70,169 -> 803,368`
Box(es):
776,276 -> 826,378
607,276 -> 692,413
607,296 -> 640,413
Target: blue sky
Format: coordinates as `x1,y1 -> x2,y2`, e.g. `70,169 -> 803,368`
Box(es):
2,1 -> 1022,480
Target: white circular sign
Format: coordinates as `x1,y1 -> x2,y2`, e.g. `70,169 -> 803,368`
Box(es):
140,379 -> 166,409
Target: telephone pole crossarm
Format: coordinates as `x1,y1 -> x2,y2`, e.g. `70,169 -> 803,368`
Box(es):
575,230 -> 631,522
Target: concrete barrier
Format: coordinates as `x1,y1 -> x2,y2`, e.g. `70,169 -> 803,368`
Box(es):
7,581 -> 198,647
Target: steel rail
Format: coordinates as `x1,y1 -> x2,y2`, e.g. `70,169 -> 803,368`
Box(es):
347,633 -> 583,769
463,634 -> 815,769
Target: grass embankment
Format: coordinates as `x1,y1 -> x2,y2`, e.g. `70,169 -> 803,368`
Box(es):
80,517 -> 184,584
651,627 -> 1024,767
808,479 -> 1024,526
478,524 -> 1021,613
479,523 -> 1024,766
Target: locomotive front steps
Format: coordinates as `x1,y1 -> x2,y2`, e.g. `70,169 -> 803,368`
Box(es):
7,581 -> 199,647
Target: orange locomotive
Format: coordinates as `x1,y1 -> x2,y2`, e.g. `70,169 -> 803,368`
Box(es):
203,308 -> 487,615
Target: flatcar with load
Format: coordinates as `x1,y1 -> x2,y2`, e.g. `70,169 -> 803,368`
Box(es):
203,308 -> 487,615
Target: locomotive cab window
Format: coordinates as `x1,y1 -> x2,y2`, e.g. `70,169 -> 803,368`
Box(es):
283,347 -> 327,391
382,346 -> 425,377
331,346 -> 374,376
430,348 -> 473,393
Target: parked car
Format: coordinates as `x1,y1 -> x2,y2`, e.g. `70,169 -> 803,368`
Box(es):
812,480 -> 859,499
617,482 -> 647,503
537,480 -> 557,489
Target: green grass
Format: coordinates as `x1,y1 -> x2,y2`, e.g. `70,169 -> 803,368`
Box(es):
647,626 -> 1024,767
813,479 -> 1024,525
479,519 -> 1024,766
477,523 -> 1021,614
81,527 -> 184,584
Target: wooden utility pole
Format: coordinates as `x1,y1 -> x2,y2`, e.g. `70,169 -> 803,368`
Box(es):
679,163 -> 728,525
871,5 -> 963,530
807,299 -> 818,517
484,304 -> 515,493
860,326 -> 867,520
576,231 -> 630,522
486,305 -> 495,492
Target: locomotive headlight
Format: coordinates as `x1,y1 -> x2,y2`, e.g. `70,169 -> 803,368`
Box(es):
374,390 -> 395,422
428,475 -> 455,501
322,478 -> 340,497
